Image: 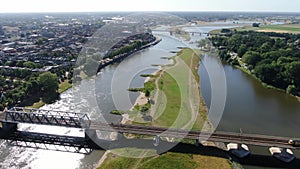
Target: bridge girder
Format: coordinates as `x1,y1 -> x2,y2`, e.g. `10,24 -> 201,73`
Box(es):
3,107 -> 91,128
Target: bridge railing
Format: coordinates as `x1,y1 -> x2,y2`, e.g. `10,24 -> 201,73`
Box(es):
3,107 -> 91,128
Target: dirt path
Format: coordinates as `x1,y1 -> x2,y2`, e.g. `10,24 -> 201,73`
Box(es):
149,69 -> 163,118
181,53 -> 199,130
149,55 -> 179,118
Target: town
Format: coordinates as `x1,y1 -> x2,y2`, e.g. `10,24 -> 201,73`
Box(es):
0,13 -> 106,110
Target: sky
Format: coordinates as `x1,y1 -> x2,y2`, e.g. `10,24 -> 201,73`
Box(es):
0,0 -> 300,13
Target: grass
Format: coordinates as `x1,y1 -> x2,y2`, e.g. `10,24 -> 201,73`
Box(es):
257,24 -> 300,33
151,48 -> 207,130
58,80 -> 72,93
26,100 -> 45,109
192,155 -> 232,169
236,24 -> 300,34
178,49 -> 208,131
152,49 -> 192,128
99,152 -> 231,169
210,24 -> 300,35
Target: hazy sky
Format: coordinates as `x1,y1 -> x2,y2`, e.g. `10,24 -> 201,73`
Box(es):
1,0 -> 300,13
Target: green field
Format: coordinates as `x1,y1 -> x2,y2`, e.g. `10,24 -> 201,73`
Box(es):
210,24 -> 300,34
238,24 -> 300,33
257,24 -> 300,33
99,152 -> 231,169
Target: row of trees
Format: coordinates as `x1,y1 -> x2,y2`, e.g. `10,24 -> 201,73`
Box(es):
1,60 -> 42,69
211,31 -> 300,96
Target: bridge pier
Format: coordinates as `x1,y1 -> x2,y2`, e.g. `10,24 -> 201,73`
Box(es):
195,139 -> 200,147
85,129 -> 97,140
117,132 -> 125,140
84,129 -> 103,149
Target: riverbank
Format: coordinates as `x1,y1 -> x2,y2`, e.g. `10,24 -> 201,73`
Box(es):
97,34 -> 162,73
26,80 -> 73,109
210,29 -> 300,102
97,48 -> 231,169
228,56 -> 300,103
238,64 -> 300,102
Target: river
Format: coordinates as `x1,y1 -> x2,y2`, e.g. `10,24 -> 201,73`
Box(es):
1,25 -> 300,169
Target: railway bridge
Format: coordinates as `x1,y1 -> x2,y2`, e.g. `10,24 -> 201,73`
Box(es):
0,107 -> 299,159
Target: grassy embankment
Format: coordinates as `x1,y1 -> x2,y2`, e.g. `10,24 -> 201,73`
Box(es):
151,48 -> 207,130
99,151 -> 231,169
127,48 -> 208,130
100,49 -> 231,169
26,80 -> 72,108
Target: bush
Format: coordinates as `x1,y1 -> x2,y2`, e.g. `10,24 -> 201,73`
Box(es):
287,85 -> 297,95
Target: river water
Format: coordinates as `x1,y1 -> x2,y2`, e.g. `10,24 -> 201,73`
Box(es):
1,25 -> 300,169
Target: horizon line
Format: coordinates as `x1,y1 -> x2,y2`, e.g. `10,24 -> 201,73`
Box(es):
0,10 -> 300,14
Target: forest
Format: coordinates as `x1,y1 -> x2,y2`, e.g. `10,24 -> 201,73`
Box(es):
210,31 -> 300,96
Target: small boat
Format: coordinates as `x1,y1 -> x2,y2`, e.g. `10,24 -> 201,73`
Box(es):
227,143 -> 250,158
269,147 -> 295,163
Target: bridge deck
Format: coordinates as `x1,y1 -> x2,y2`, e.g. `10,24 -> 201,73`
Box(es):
89,122 -> 297,149
0,108 -> 298,150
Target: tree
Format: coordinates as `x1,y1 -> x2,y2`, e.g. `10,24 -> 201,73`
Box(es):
221,29 -> 231,33
260,42 -> 272,53
286,61 -> 300,86
38,72 -> 59,92
145,90 -> 150,97
23,61 -> 38,69
252,23 -> 260,27
242,51 -> 262,68
286,85 -> 297,95
237,44 -> 247,57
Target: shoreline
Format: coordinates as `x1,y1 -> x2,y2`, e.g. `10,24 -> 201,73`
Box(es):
97,35 -> 162,73
209,26 -> 300,102
94,69 -> 161,169
233,64 -> 300,102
